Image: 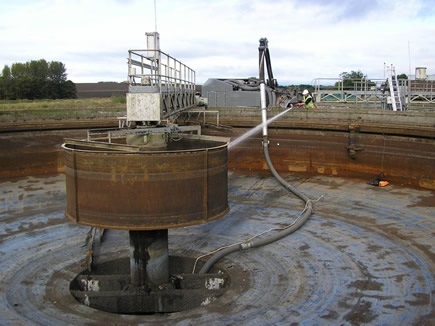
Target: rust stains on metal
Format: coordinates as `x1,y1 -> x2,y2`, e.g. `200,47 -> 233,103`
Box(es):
225,127 -> 434,189
63,136 -> 229,230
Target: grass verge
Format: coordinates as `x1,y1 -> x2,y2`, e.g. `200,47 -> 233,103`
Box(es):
0,97 -> 126,121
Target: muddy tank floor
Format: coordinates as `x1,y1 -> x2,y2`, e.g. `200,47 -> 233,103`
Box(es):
0,171 -> 433,325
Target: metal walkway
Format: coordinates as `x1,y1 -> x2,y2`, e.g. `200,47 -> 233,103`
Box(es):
126,32 -> 196,123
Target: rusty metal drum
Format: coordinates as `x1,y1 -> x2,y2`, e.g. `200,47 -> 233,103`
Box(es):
63,135 -> 229,230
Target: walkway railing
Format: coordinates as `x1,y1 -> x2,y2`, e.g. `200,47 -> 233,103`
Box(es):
128,49 -> 195,91
126,49 -> 196,121
313,78 -> 435,108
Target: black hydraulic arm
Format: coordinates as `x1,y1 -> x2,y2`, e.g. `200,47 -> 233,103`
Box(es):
258,38 -> 276,88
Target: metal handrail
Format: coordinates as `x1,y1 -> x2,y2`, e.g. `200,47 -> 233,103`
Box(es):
127,49 -> 195,93
313,77 -> 435,104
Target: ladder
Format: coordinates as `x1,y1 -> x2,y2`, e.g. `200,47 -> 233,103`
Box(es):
386,65 -> 405,111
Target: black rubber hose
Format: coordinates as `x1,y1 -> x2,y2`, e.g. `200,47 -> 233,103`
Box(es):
199,50 -> 312,274
198,137 -> 313,274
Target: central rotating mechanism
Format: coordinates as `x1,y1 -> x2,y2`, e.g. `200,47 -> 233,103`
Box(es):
63,126 -> 230,313
62,32 -> 232,313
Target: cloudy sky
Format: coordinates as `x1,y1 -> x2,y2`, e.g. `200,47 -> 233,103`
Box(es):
1,0 -> 434,85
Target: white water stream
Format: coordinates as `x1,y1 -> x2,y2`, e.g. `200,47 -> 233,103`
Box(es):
228,106 -> 293,150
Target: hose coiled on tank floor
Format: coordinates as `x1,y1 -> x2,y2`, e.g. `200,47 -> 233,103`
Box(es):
198,137 -> 313,274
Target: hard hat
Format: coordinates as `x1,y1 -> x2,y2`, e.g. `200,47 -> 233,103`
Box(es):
302,89 -> 309,95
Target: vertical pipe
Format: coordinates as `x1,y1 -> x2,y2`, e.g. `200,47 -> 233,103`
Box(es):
258,39 -> 268,138
260,83 -> 268,137
129,229 -> 169,288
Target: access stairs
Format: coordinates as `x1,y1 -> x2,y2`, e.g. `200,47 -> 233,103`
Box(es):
386,65 -> 406,111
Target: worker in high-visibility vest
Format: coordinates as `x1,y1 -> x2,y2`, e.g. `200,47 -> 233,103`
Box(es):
295,89 -> 316,109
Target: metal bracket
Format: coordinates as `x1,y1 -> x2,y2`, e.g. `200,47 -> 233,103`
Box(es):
347,124 -> 364,159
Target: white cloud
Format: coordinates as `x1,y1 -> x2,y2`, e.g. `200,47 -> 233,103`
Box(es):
0,0 -> 434,85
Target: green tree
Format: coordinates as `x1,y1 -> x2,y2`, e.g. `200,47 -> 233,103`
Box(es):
335,70 -> 375,90
0,66 -> 12,99
0,59 -> 76,100
60,80 -> 77,98
49,61 -> 67,83
397,73 -> 408,80
338,70 -> 366,89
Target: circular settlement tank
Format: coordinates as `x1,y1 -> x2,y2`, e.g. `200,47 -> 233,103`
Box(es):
63,135 -> 229,230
